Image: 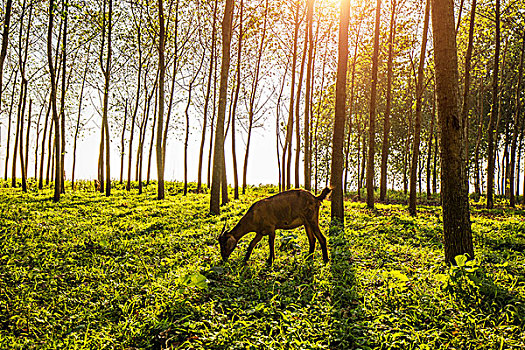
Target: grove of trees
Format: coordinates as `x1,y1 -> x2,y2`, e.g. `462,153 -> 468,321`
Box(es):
1,0 -> 524,262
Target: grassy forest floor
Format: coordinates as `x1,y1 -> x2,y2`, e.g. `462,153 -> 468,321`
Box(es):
1,181 -> 524,349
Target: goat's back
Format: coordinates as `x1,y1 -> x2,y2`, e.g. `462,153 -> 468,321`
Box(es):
247,190 -> 320,230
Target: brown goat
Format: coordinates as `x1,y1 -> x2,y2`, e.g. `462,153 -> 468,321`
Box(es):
218,187 -> 331,265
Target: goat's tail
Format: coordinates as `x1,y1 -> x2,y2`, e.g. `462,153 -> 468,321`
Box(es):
316,187 -> 332,201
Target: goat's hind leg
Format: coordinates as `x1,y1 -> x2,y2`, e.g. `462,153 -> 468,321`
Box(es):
310,221 -> 329,263
304,224 -> 316,259
244,233 -> 263,264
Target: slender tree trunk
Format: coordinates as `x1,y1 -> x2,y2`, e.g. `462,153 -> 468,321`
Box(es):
313,48 -> 327,194
59,0 -> 67,194
474,78 -> 484,197
197,0 -> 218,194
161,0 -> 179,189
343,24 -> 360,194
379,0 -> 397,201
433,131 -> 438,193
210,0 -> 234,214
276,63 -> 289,192
12,0 -> 30,188
103,0 -> 112,196
242,0 -> 268,195
98,123 -> 105,192
509,33 -> 524,207
356,127 -> 361,199
4,70 -> 17,181
502,125 -> 509,195
431,0 -> 474,263
330,0 -> 351,223
409,0 -> 430,215
207,61 -> 218,188
184,54 -> 204,195
24,99 -> 32,182
231,0 -> 244,199
366,0 -> 382,209
127,4 -> 143,191
294,11 -> 308,188
119,101 -> 128,184
486,0 -> 500,209
137,84 -> 153,194
427,86 -> 436,198
359,125 -> 367,199
156,0 -> 166,199
282,1 -> 300,191
34,102 -> 45,180
0,0 -> 13,112
48,0 -> 61,201
71,57 -> 88,190
19,92 -> 28,192
459,0 -> 476,197
12,81 -> 26,188
403,84 -> 414,196
304,0 -> 315,191
46,120 -> 53,186
147,92 -> 158,185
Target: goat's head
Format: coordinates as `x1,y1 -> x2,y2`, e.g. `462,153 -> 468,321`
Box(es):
218,223 -> 237,261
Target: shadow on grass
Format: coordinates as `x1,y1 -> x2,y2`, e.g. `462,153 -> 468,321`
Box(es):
328,224 -> 365,349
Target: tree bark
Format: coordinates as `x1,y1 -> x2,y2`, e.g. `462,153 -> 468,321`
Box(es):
409,0 -> 430,215
366,0 -> 382,209
210,0 -> 234,214
431,0 -> 473,263
330,0 -> 351,223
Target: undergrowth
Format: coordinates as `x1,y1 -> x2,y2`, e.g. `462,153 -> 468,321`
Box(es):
0,183 -> 524,349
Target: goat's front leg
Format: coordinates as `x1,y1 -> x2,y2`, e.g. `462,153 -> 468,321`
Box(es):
244,233 -> 263,263
267,231 -> 276,266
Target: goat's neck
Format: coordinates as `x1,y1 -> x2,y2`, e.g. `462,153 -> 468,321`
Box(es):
230,220 -> 254,241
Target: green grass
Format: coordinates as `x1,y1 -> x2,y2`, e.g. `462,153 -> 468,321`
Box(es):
1,183 -> 524,349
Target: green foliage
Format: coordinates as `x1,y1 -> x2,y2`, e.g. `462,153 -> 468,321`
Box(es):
0,185 -> 524,349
